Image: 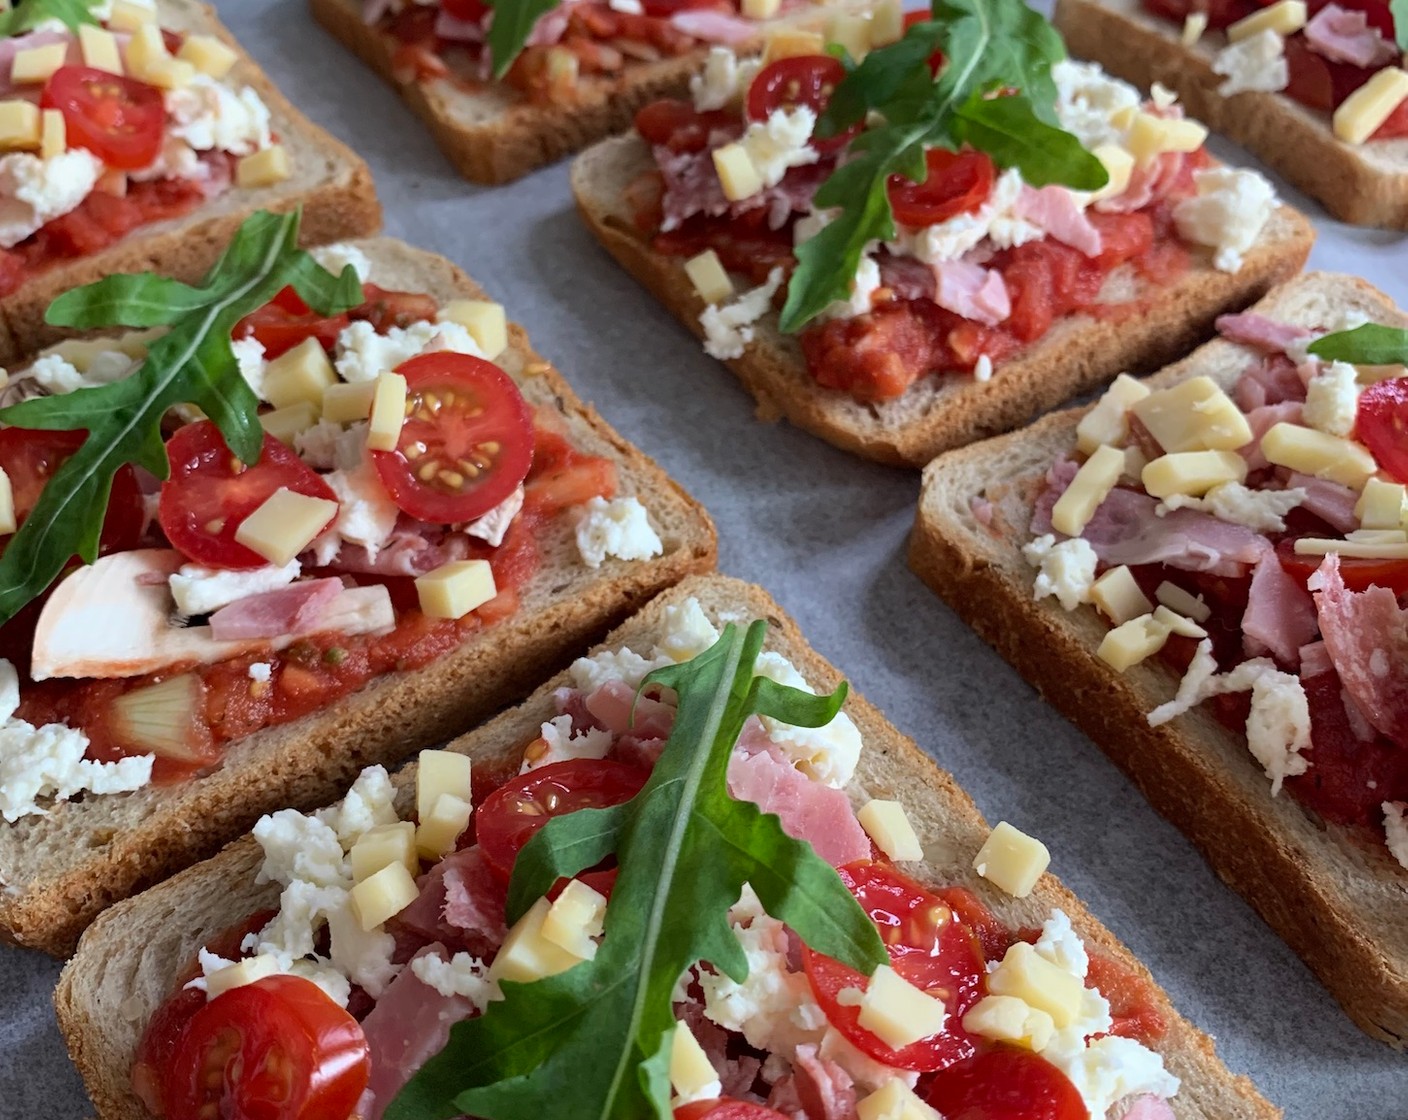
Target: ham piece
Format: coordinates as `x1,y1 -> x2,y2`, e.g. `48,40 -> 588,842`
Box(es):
207,578 -> 342,641
1232,356 -> 1307,411
1242,553 -> 1318,666
1014,186 -> 1103,257
330,528 -> 470,576
931,260 -> 1010,325
1116,1096 -> 1178,1120
791,1043 -> 858,1120
393,846 -> 506,959
727,747 -> 870,867
1303,4 -> 1399,67
670,8 -> 759,42
1215,312 -> 1312,356
657,144 -> 829,232
583,678 -> 676,739
877,253 -> 936,301
1240,402 -> 1303,471
1096,150 -> 1189,213
1284,471 -> 1360,533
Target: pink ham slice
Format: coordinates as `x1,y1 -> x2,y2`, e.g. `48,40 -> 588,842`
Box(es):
670,8 -> 759,42
1216,312 -> 1312,356
583,678 -> 676,739
1240,402 -> 1303,471
1233,356 -> 1306,411
329,529 -> 470,577
1304,4 -> 1399,67
1242,553 -> 1318,665
1115,1096 -> 1177,1120
878,253 -> 936,302
1299,640 -> 1334,679
1014,186 -> 1102,257
207,578 -> 342,641
1078,488 -> 1272,575
393,846 -> 506,960
1285,471 -> 1359,533
727,748 -> 870,867
1309,555 -> 1408,745
1096,150 -> 1190,213
1029,457 -> 1081,536
932,260 -> 1010,325
792,1043 -> 858,1120
658,143 -> 829,232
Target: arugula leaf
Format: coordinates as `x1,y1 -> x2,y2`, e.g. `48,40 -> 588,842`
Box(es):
0,0 -> 97,35
0,210 -> 363,627
780,0 -> 1107,333
1308,323 -> 1408,366
389,623 -> 888,1120
1393,0 -> 1408,51
485,0 -> 559,79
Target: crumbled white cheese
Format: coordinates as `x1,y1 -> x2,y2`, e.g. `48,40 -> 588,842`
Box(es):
569,646 -> 670,694
314,460 -> 400,563
1147,640 -> 1275,726
252,809 -> 350,889
169,560 -> 301,617
23,346 -> 135,394
888,169 -> 1041,265
522,714 -> 615,773
1383,802 -> 1408,871
701,266 -> 784,360
248,662 -> 272,683
1285,309 -> 1371,366
295,419 -> 369,472
1303,361 -> 1361,437
1212,28 -> 1288,97
1052,60 -> 1143,150
974,354 -> 994,382
317,764 -> 399,848
690,47 -> 761,112
654,598 -> 721,664
574,496 -> 664,568
334,319 -> 483,382
0,149 -> 103,250
1245,670 -> 1311,795
1023,534 -> 1100,612
26,354 -> 86,395
232,336 -> 268,400
311,242 -> 374,283
753,650 -> 862,789
130,136 -> 209,184
325,896 -> 401,998
1159,481 -> 1305,533
166,75 -> 273,155
464,485 -> 524,548
822,255 -> 882,321
411,949 -> 499,1010
1033,909 -> 1089,978
740,107 -> 820,190
1173,167 -> 1276,273
245,878 -> 348,967
1052,1036 -> 1181,1119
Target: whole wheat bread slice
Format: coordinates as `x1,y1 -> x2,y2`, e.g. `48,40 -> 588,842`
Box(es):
909,271 -> 1408,1047
571,133 -> 1315,467
0,0 -> 383,368
0,236 -> 716,958
1053,0 -> 1408,229
55,573 -> 1278,1120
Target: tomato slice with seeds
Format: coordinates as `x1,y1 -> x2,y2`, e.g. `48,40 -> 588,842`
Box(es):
42,66 -> 165,171
158,420 -> 339,570
161,975 -> 370,1120
675,1101 -> 794,1120
804,861 -> 987,1072
887,149 -> 996,228
371,351 -> 535,525
1275,537 -> 1408,596
922,1047 -> 1087,1120
1353,376 -> 1408,484
745,56 -> 857,154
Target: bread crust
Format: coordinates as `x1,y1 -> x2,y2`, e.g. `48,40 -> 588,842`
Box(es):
909,271 -> 1408,1048
0,0 -> 383,367
55,574 -> 1279,1120
0,237 -> 716,958
571,133 -> 1315,467
1052,0 -> 1408,229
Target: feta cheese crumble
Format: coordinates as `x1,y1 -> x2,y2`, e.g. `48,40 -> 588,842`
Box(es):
691,47 -> 761,112
311,242 -> 374,283
1158,481 -> 1305,533
1023,535 -> 1100,611
1173,167 -> 1276,273
411,949 -> 499,1011
1302,361 -> 1361,437
700,266 -> 784,360
740,107 -> 820,190
1212,29 -> 1289,97
0,149 -> 103,249
1383,802 -> 1408,871
169,560 -> 301,616
166,75 -> 273,156
574,496 -> 664,568
334,319 -> 484,382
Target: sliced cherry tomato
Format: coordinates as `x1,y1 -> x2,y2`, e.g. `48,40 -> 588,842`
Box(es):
370,351 -> 535,525
1085,953 -> 1167,1045
356,287 -> 439,333
522,427 -> 617,516
634,99 -> 736,154
923,1047 -> 1087,1120
162,975 -> 369,1120
1353,376 -> 1408,483
888,149 -> 996,229
158,420 -> 338,570
804,861 -> 987,1072
442,0 -> 490,20
1275,536 -> 1408,596
41,66 -> 165,171
476,758 -> 650,881
675,1100 -> 793,1120
745,56 -> 857,154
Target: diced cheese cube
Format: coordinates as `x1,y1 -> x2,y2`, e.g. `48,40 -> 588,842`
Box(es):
1292,537 -> 1408,559
1155,581 -> 1211,622
349,821 -> 419,882
417,749 -> 472,822
236,144 -> 291,188
827,12 -> 873,61
177,33 -> 239,79
488,898 -> 585,984
961,994 -> 1056,1051
1260,422 -> 1377,489
1089,143 -> 1135,202
1141,450 -> 1248,498
856,1078 -> 941,1120
263,337 -> 337,410
973,821 -> 1050,898
763,28 -> 825,63
684,249 -> 735,306
857,799 -> 924,862
670,1022 -> 720,1099
438,299 -> 507,359
125,23 -> 169,75
713,142 -> 763,202
987,942 -> 1086,1028
148,56 -> 198,89
12,43 -> 68,85
0,100 -> 40,151
542,878 -> 608,960
1131,375 -> 1252,452
1346,528 -> 1406,543
1097,612 -> 1171,671
204,953 -> 280,1000
1127,111 -> 1208,164
109,0 -> 158,30
79,26 -> 124,74
415,558 -> 497,621
416,792 -> 473,859
1090,565 -> 1152,625
742,0 -> 779,18
258,401 -> 319,445
857,965 -> 947,1050
233,487 -> 339,566
349,861 -> 419,930
39,109 -> 64,159
1051,444 -> 1126,537
1152,604 -> 1207,638
367,370 -> 407,452
322,381 -> 376,424
870,0 -> 905,45
1181,10 -> 1208,44
0,467 -> 14,535
1227,0 -> 1307,41
1356,477 -> 1407,530
1334,68 -> 1408,144
1076,373 -> 1151,454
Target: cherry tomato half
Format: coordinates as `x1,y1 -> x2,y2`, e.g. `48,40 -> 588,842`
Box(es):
42,66 -> 165,171
442,0 -> 490,20
158,420 -> 338,570
1276,537 -> 1408,596
804,861 -> 987,1072
634,99 -> 736,154
745,56 -> 858,154
887,149 -> 996,229
475,758 -> 650,881
923,1047 -> 1087,1120
1353,376 -> 1408,483
370,351 -> 535,525
162,975 -> 370,1120
675,1100 -> 794,1120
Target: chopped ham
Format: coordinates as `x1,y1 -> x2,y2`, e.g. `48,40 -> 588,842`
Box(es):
328,527 -> 470,576
1114,1096 -> 1178,1120
1240,402 -> 1303,471
1078,488 -> 1272,575
1232,356 -> 1306,411
1299,640 -> 1334,679
207,578 -> 343,641
669,8 -> 759,42
1242,553 -> 1318,666
393,847 -> 506,960
583,678 -> 676,739
1029,456 -> 1081,536
1285,471 -> 1359,533
1014,186 -> 1103,257
1215,312 -> 1312,356
727,748 -> 870,867
877,253 -> 935,301
970,496 -> 995,526
657,144 -> 829,232
931,260 -> 1010,326
1304,4 -> 1399,67
1096,150 -> 1188,214
677,998 -> 763,1097
791,1043 -> 858,1120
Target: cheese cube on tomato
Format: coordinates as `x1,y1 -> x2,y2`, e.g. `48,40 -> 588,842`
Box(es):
856,965 -> 947,1050
416,749 -> 472,822
263,337 -> 337,410
973,821 -> 1050,897
438,299 -> 507,360
12,43 -> 68,85
1152,604 -> 1207,638
178,34 -> 239,80
1154,581 -> 1211,623
856,1077 -> 941,1120
870,0 -> 905,46
986,942 -> 1086,1028
684,250 -> 734,306
827,12 -> 873,61
415,793 -> 473,859
1227,0 -> 1306,41
1141,450 -> 1247,498
0,467 -> 15,535
488,898 -> 586,984
349,861 -> 419,930
763,28 -> 825,63
124,24 -> 170,79
1126,112 -> 1207,164
233,488 -> 339,566
742,0 -> 780,18
322,380 -> 376,424
350,821 -> 419,883
79,26 -> 124,74
961,994 -> 1056,1051
415,559 -> 497,621
1090,565 -> 1152,625
39,109 -> 64,159
236,144 -> 291,188
1075,374 -> 1150,455
109,0 -> 158,30
1356,477 -> 1407,530
1131,376 -> 1251,453
0,101 -> 40,151
542,879 -> 608,960
1334,68 -> 1408,144
857,799 -> 923,861
203,954 -> 280,1000
366,370 -> 408,452
1259,422 -> 1377,489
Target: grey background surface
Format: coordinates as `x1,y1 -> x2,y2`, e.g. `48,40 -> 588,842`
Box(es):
1,1 -> 1406,1115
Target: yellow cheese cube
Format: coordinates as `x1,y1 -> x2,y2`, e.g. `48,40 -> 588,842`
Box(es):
39,109 -> 64,160
146,56 -> 197,90
684,249 -> 735,306
79,26 -> 124,74
263,337 -> 337,411
1126,112 -> 1208,164
827,12 -> 873,61
1292,536 -> 1408,559
488,898 -> 585,984
857,965 -> 947,1050
236,144 -> 292,188
544,45 -> 578,87
713,142 -> 763,202
1090,565 -> 1152,625
987,942 -> 1086,1028
1051,444 -> 1126,537
258,401 -> 319,445
322,380 -> 376,424
670,1022 -> 720,1099
125,23 -> 169,75
12,43 -> 68,85
1097,613 -> 1171,671
763,28 -> 825,63
0,100 -> 41,152
1076,373 -> 1151,454
870,0 -> 905,46
1334,67 -> 1408,144
416,792 -> 473,859
961,994 -> 1056,1051
1088,143 -> 1135,202
233,487 -> 338,566
1356,477 -> 1407,530
367,370 -> 407,452
415,558 -> 497,621
1181,10 -> 1208,45
1152,604 -> 1207,638
178,33 -> 239,80
542,878 -> 608,960
1132,375 -> 1252,452
350,821 -> 419,882
857,799 -> 923,862
1154,581 -> 1211,623
203,954 -> 280,1000
350,861 -> 419,930
0,466 -> 16,535
856,1078 -> 941,1120
1141,450 -> 1248,498
438,299 -> 508,359
1260,422 -> 1377,488
417,749 -> 473,821
1227,0 -> 1307,41
973,821 -> 1050,898
109,0 -> 158,30
1347,528 -> 1407,543
742,0 -> 779,18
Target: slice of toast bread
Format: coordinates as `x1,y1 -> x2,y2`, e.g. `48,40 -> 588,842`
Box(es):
54,573 -> 1279,1120
1052,0 -> 1408,229
571,132 -> 1315,467
0,0 -> 383,368
0,236 -> 717,958
909,271 -> 1408,1047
